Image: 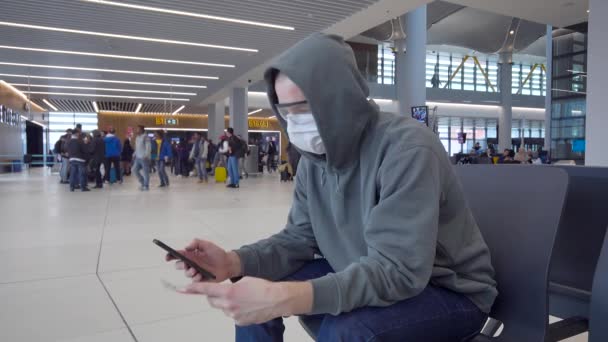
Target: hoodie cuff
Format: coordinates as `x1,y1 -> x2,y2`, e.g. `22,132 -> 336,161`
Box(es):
232,246 -> 260,278
310,274 -> 341,315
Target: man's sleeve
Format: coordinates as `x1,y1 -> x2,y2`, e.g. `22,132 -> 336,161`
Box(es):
233,160 -> 319,280
309,146 -> 442,315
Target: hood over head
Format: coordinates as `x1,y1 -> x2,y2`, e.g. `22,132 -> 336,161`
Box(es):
264,33 -> 378,171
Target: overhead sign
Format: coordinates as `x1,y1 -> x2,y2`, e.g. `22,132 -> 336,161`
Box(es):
155,117 -> 179,126
248,118 -> 270,129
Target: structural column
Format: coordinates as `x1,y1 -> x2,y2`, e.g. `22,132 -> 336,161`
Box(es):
207,101 -> 225,142
585,0 -> 608,166
498,52 -> 513,152
544,25 -> 553,154
229,87 -> 248,142
397,4 -> 427,116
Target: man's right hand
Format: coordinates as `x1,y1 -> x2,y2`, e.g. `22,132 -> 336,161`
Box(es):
166,239 -> 242,283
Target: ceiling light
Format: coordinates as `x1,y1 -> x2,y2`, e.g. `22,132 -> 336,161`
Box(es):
135,103 -> 142,113
92,101 -> 99,112
23,91 -> 190,101
248,108 -> 263,115
0,80 -> 46,111
11,83 -> 196,96
172,105 -> 186,115
81,0 -> 294,31
42,99 -> 58,111
0,22 -> 258,53
0,62 -> 218,79
269,115 -> 276,119
587,9 -> 590,13
0,45 -> 234,68
0,73 -> 207,88
509,30 -> 515,35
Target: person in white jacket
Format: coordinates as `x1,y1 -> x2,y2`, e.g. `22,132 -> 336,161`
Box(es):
189,132 -> 209,183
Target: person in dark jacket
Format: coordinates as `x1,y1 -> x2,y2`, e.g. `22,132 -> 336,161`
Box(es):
104,128 -> 122,183
156,130 -> 173,187
67,130 -> 90,192
59,129 -> 73,184
121,138 -> 134,176
91,130 -> 106,189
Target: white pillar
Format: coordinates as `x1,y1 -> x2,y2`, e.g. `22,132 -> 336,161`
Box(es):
498,53 -> 513,152
397,5 -> 427,116
585,0 -> 608,166
207,101 -> 225,142
544,25 -> 553,154
229,87 -> 248,142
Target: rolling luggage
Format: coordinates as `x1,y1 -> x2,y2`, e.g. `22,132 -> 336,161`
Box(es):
215,167 -> 227,183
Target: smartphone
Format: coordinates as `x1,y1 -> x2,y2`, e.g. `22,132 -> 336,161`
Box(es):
153,239 -> 216,280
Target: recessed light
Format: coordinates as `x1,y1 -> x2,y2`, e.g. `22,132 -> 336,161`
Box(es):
135,103 -> 142,113
42,99 -> 58,111
0,73 -> 207,88
587,9 -> 590,13
0,21 -> 258,53
92,101 -> 99,112
0,62 -> 218,79
0,45 -> 234,68
81,0 -> 295,31
172,105 -> 186,115
509,30 -> 515,35
248,109 -> 263,115
11,83 -> 196,96
23,91 -> 190,101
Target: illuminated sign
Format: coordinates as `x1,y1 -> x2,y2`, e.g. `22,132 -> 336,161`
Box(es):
248,118 -> 269,129
155,117 -> 179,125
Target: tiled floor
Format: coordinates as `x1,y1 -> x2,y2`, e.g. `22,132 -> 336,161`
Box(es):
0,168 -> 587,341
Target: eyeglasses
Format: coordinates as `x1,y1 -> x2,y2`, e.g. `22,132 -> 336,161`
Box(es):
275,100 -> 310,120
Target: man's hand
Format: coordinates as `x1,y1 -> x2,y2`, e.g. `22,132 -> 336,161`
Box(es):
180,277 -> 313,326
166,239 -> 242,283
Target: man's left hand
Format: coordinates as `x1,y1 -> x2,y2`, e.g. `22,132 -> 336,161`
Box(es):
179,277 -> 312,326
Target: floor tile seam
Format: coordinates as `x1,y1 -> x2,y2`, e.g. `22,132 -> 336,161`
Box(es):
0,272 -> 97,285
127,309 -> 213,328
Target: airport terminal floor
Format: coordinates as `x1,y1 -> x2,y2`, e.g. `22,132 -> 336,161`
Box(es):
0,168 -> 588,342
0,169 -> 313,342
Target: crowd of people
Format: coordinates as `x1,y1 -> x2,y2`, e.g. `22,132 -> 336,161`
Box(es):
53,125 -> 289,192
454,142 -> 546,165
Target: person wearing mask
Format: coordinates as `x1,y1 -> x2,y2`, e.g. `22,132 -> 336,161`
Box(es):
189,132 -> 209,184
59,129 -> 73,184
67,130 -> 90,192
225,127 -> 242,188
121,138 -> 134,176
104,128 -> 123,184
91,130 -> 106,189
167,34 -> 496,341
132,125 -> 151,191
156,130 -> 172,187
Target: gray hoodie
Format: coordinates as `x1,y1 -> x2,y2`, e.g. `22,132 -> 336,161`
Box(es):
234,33 -> 497,315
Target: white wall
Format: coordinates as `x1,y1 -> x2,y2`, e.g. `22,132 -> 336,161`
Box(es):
586,0 -> 608,166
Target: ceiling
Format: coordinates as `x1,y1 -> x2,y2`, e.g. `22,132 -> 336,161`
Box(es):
0,0 -> 380,113
446,0 -> 589,28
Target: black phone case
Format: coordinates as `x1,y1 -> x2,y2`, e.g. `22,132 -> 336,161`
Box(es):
153,239 -> 216,280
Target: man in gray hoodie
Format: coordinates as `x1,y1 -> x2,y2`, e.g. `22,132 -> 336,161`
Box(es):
169,33 -> 497,341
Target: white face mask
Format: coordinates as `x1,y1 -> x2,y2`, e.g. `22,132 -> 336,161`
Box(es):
286,113 -> 326,155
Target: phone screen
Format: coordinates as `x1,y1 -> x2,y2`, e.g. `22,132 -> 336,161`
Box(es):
153,239 -> 216,280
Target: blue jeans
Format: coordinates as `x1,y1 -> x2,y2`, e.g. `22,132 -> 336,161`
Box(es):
195,157 -> 208,181
227,156 -> 240,185
235,259 -> 487,342
60,157 -> 69,182
158,159 -> 169,186
132,158 -> 150,188
69,160 -> 87,190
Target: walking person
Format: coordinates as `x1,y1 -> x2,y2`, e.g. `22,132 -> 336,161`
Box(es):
121,138 -> 133,176
91,130 -> 106,189
156,130 -> 172,187
189,132 -> 209,183
67,130 -> 90,192
132,125 -> 151,191
226,127 -> 242,188
237,135 -> 249,179
265,136 -> 277,173
103,128 -> 122,184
